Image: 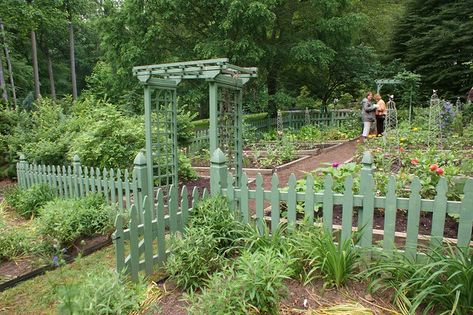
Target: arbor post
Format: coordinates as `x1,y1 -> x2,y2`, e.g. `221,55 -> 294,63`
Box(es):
210,148 -> 228,196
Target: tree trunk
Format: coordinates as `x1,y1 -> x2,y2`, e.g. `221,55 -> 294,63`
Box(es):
68,21 -> 77,100
46,48 -> 56,99
0,45 -> 8,104
1,20 -> 16,108
31,30 -> 41,99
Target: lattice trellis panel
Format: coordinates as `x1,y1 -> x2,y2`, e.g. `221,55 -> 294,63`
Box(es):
428,90 -> 442,148
150,88 -> 178,191
383,96 -> 400,164
217,86 -> 243,182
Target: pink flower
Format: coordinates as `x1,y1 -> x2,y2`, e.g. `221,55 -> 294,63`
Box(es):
436,168 -> 444,175
430,164 -> 438,171
332,162 -> 340,168
411,159 -> 419,166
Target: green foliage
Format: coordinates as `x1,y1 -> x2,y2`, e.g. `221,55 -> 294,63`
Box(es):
248,136 -> 296,168
0,225 -> 46,261
365,246 -> 473,315
165,226 -> 223,292
188,195 -> 241,253
291,226 -> 361,288
391,0 -> 473,98
4,184 -> 55,219
187,248 -> 292,315
56,267 -> 147,315
38,194 -> 115,247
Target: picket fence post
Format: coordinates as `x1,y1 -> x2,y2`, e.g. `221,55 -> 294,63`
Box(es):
18,154 -> 27,188
210,148 -> 228,196
133,151 -> 150,221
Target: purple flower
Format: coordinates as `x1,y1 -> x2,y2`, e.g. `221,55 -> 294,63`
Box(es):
332,162 -> 340,168
52,256 -> 59,267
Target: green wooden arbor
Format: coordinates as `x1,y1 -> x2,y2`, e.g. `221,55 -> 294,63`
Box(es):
133,58 -> 257,197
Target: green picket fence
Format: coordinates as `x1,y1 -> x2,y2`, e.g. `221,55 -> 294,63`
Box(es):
113,185 -> 209,281
15,152 -> 151,215
210,149 -> 473,257
186,109 -> 357,154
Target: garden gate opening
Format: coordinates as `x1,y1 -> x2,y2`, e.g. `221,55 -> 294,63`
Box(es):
133,59 -> 257,198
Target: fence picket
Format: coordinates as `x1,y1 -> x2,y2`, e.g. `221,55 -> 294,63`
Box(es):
457,179 -> 473,248
240,173 -> 249,224
83,167 -> 90,195
103,168 -> 110,204
341,176 -> 354,242
51,165 -> 57,195
77,166 -> 84,197
304,174 -> 315,225
142,196 -> 154,275
202,188 -> 209,200
124,170 -> 131,209
128,205 -> 140,281
383,176 -> 397,252
62,166 -> 69,197
270,173 -> 280,233
322,175 -> 334,232
110,169 -> 116,205
57,166 -> 63,197
181,186 -> 189,228
169,184 -> 178,234
430,178 -> 448,249
226,172 -> 235,209
255,173 -> 264,235
287,174 -> 297,231
360,173 -> 375,251
405,177 -> 422,260
116,170 -> 124,212
156,189 -> 166,262
67,166 -> 73,198
96,168 -> 102,196
90,168 -> 96,193
113,214 -> 125,274
192,186 -> 199,210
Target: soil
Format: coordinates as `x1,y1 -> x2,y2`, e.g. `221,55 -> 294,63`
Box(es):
153,278 -> 399,315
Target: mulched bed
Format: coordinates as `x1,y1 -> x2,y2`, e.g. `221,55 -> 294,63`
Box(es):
152,278 -> 398,315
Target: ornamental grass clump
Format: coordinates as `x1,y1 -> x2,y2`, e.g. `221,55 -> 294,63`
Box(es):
364,246 -> 473,315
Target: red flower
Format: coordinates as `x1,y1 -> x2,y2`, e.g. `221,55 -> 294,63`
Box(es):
399,147 -> 405,153
430,164 -> 439,171
410,158 -> 419,166
436,168 -> 444,175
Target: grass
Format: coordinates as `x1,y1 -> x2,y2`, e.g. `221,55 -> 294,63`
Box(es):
0,246 -> 116,313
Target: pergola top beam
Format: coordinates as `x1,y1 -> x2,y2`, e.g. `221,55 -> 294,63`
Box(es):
133,58 -> 257,83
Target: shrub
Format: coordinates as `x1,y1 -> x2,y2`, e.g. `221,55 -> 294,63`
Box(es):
38,194 -> 115,247
56,267 -> 147,314
187,248 -> 292,315
165,226 -> 223,291
4,184 -> 56,219
365,246 -> 473,315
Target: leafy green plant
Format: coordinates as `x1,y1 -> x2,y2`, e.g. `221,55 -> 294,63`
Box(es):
187,248 -> 293,315
291,225 -> 361,288
56,267 -> 147,315
0,226 -> 48,261
4,184 -> 56,219
189,195 -> 242,253
165,226 -> 223,291
38,194 -> 115,247
365,246 -> 473,315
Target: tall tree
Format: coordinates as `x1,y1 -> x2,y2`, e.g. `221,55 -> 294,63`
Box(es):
0,45 -> 7,103
391,0 -> 473,97
0,20 -> 16,107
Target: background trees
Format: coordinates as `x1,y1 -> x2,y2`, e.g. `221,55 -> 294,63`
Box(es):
0,0 -> 471,111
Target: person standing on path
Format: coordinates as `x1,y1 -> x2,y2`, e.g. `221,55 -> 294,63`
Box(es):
374,94 -> 386,136
361,91 -> 378,141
